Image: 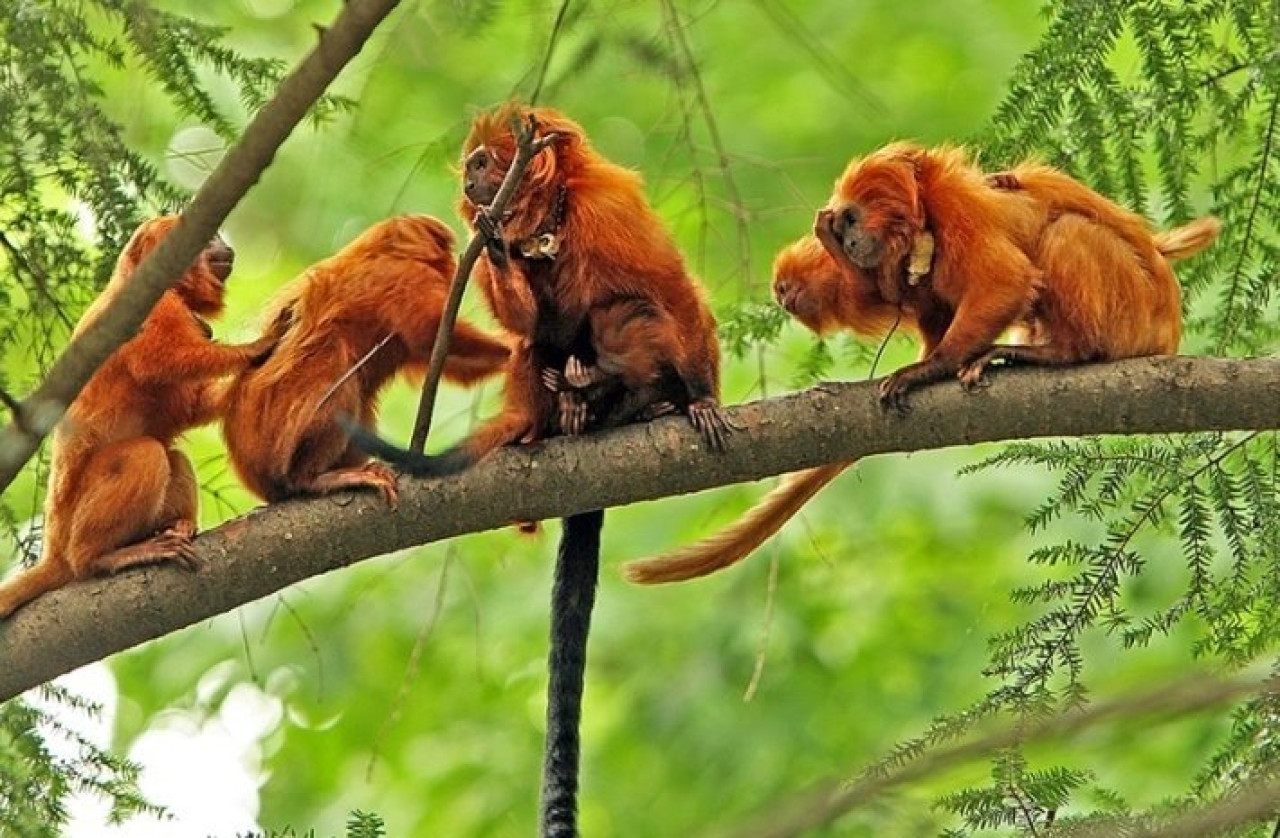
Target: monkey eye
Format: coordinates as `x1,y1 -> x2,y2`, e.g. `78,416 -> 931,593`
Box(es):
841,206 -> 861,227
467,150 -> 488,171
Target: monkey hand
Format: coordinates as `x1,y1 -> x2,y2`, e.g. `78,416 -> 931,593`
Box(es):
986,172 -> 1020,190
474,207 -> 511,268
242,333 -> 281,365
557,390 -> 590,436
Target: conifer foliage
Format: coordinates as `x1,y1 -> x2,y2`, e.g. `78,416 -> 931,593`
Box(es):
914,1 -> 1279,833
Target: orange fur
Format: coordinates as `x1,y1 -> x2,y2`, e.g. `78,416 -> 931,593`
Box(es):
461,104 -> 725,455
623,143 -> 1219,585
0,216 -> 271,618
221,215 -> 510,504
356,104 -> 726,475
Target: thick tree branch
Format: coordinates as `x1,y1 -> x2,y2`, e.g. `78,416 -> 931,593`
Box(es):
0,0 -> 403,492
1,355 -> 1277,701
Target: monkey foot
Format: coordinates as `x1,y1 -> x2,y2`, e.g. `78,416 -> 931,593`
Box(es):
101,527 -> 201,574
687,398 -> 734,452
957,360 -> 994,390
558,391 -> 590,436
876,373 -> 915,415
308,463 -> 400,509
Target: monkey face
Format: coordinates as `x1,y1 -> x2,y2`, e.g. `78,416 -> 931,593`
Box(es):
178,233 -> 237,315
772,239 -> 841,335
463,146 -> 502,207
828,203 -> 885,270
204,235 -> 235,283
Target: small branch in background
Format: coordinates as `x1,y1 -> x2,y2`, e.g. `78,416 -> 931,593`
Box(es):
0,0 -> 405,494
716,670 -> 1279,838
408,116 -> 558,453
0,231 -> 75,332
660,0 -> 753,286
528,0 -> 573,106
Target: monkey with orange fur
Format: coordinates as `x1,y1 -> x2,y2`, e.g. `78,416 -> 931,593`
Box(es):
353,105 -> 730,472
221,215 -> 510,505
624,143 -> 1219,585
347,105 -> 730,838
0,216 -> 274,618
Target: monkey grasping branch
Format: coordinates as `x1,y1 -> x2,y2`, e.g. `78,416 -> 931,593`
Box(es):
408,116 -> 559,452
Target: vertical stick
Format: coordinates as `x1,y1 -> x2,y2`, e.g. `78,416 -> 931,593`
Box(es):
408,115 -> 558,453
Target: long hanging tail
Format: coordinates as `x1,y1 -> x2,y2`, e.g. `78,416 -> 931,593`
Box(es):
1154,216 -> 1221,261
540,509 -> 604,838
622,461 -> 852,585
0,559 -> 75,619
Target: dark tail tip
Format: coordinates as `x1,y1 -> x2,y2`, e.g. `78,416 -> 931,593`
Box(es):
340,415 -> 473,478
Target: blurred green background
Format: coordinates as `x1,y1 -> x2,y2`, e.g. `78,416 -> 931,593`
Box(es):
4,1 -> 1243,836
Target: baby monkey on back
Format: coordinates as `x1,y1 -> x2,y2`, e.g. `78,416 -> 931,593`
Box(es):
624,142 -> 1220,585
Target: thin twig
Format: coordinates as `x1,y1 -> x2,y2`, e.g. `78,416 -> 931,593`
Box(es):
314,332 -> 395,411
0,231 -> 76,331
660,0 -> 753,286
366,548 -> 453,781
529,0 -> 573,106
408,115 -> 558,453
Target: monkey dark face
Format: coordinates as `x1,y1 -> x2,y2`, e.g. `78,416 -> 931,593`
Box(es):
463,146 -> 502,207
829,203 -> 885,269
204,235 -> 235,283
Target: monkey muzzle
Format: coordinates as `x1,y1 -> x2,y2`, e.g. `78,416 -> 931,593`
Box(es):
207,239 -> 235,282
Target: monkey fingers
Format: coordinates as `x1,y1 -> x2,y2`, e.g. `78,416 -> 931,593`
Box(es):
986,172 -> 1021,190
558,390 -> 590,436
474,208 -> 511,267
957,356 -> 997,390
687,398 -> 733,452
563,356 -> 602,390
876,370 -> 917,415
542,366 -> 568,392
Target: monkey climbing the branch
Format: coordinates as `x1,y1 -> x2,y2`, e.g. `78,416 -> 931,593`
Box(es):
0,216 -> 275,619
623,143 -> 1220,585
221,214 -> 510,506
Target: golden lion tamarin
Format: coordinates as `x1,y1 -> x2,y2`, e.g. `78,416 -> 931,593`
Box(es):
220,214 -> 510,505
0,216 -> 273,618
623,143 -> 1220,585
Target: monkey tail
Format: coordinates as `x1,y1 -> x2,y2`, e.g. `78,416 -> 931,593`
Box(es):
341,418 -> 473,478
622,461 -> 852,585
0,559 -> 75,619
1154,216 -> 1221,261
541,509 -> 604,838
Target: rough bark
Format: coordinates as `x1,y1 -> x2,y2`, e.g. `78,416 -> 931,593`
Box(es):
0,0 -> 403,492
0,355 -> 1277,701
